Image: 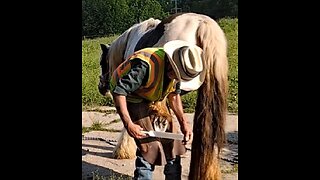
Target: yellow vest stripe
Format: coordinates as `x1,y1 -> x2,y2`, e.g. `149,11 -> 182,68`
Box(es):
110,48 -> 175,102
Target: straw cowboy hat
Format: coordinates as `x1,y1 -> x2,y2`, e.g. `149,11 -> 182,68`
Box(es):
163,40 -> 205,91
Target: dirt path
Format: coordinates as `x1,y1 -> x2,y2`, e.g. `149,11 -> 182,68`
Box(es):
82,107 -> 238,180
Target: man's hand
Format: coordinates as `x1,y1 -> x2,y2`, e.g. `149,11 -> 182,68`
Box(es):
113,94 -> 147,139
126,122 -> 148,139
167,93 -> 193,144
180,121 -> 193,145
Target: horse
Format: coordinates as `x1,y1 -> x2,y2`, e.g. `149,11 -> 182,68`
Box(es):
98,12 -> 228,180
98,17 -> 161,160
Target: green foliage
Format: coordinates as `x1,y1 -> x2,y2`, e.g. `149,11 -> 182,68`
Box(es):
128,0 -> 169,22
82,36 -> 117,107
82,18 -> 238,113
181,91 -> 198,113
82,0 -> 168,38
156,0 -> 172,12
218,18 -> 238,113
82,0 -> 112,37
82,0 -> 237,37
186,0 -> 238,19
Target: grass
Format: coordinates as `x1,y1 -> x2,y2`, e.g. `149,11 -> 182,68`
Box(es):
82,35 -> 118,107
106,119 -> 121,125
218,18 -> 238,113
82,121 -> 105,133
82,120 -> 122,134
82,18 -> 238,113
221,164 -> 238,174
83,106 -> 117,114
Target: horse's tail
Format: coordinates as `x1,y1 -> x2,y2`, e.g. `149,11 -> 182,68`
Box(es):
189,18 -> 228,180
112,128 -> 137,159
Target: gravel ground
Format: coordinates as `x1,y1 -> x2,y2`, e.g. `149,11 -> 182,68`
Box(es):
82,107 -> 238,180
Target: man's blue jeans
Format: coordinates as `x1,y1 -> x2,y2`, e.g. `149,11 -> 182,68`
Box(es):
133,154 -> 182,180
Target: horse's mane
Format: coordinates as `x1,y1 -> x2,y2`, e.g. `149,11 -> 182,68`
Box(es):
108,18 -> 161,74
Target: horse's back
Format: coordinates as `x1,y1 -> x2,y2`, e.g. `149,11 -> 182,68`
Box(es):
109,12 -> 224,71
125,18 -> 161,59
155,13 -> 220,47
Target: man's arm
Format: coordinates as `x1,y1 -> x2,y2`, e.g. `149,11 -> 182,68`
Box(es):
113,93 -> 147,139
110,59 -> 149,139
167,92 -> 193,144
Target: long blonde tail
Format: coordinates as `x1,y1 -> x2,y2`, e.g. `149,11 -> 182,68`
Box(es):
189,18 -> 228,180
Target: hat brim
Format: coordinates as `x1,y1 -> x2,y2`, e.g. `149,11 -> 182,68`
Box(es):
163,40 -> 205,91
180,72 -> 205,91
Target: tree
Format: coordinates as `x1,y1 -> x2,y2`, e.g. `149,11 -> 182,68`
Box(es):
181,0 -> 238,19
82,0 -> 168,38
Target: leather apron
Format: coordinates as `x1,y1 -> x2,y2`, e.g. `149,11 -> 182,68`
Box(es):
127,101 -> 186,165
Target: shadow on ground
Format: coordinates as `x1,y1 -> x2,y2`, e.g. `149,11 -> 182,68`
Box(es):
82,161 -> 133,180
82,143 -> 114,158
226,131 -> 238,144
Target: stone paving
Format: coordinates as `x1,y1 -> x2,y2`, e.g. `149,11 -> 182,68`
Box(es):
82,107 -> 238,180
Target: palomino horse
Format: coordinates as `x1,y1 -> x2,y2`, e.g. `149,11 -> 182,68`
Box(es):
98,13 -> 228,180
